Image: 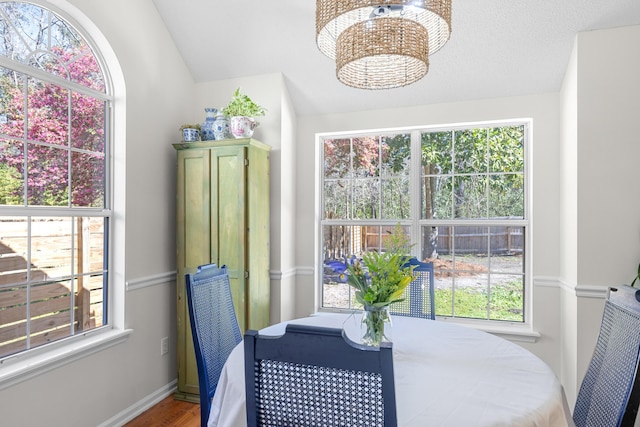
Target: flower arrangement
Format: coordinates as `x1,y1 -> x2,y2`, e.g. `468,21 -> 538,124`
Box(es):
347,251 -> 413,309
346,225 -> 414,345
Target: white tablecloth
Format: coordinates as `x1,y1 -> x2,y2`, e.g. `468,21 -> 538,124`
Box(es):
208,313 -> 573,427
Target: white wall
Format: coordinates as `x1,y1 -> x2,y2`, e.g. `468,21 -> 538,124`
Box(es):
559,24 -> 640,404
576,26 -> 640,288
277,80 -> 299,322
0,0 -> 196,425
559,32 -> 580,405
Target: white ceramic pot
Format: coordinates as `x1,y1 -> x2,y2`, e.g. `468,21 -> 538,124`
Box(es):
230,116 -> 258,138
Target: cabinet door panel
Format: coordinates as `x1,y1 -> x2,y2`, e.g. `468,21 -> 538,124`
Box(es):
211,146 -> 247,330
183,152 -> 211,268
175,148 -> 210,398
246,147 -> 270,330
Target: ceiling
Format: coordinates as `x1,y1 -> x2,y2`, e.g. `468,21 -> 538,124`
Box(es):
151,0 -> 640,117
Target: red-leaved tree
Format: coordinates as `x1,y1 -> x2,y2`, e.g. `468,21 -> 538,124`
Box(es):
0,45 -> 105,207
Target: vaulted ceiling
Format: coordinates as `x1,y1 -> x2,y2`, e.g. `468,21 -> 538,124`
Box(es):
152,0 -> 640,116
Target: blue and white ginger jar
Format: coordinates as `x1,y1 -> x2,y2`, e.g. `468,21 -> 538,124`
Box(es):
213,110 -> 231,140
201,108 -> 217,141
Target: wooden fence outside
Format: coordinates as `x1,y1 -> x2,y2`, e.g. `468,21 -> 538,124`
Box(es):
434,226 -> 524,255
0,217 -> 104,358
324,224 -> 523,261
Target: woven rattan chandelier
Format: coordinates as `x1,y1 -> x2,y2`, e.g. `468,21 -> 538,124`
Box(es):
316,0 -> 452,89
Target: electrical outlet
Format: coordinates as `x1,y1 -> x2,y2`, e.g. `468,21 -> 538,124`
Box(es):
161,337 -> 169,356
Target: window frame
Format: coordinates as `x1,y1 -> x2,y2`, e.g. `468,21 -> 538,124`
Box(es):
316,119 -> 535,334
0,0 -> 129,389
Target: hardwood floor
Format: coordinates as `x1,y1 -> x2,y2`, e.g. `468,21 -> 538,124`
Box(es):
124,395 -> 200,427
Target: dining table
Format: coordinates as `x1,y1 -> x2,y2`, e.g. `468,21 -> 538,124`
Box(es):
207,312 -> 573,427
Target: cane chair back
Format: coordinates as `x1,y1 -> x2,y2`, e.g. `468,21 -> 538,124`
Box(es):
390,258 -> 435,320
573,285 -> 640,427
185,264 -> 242,427
244,324 -> 397,427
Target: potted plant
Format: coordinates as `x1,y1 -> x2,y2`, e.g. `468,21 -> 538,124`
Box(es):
222,88 -> 266,139
180,123 -> 201,142
346,224 -> 415,346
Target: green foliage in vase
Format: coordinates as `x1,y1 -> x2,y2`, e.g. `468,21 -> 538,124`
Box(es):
222,88 -> 266,118
347,224 -> 414,309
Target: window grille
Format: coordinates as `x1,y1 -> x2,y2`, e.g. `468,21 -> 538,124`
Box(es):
320,122 -> 529,323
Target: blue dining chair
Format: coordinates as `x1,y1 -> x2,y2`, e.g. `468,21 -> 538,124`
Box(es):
391,258 -> 435,320
185,263 -> 242,427
244,324 -> 397,427
573,285 -> 640,427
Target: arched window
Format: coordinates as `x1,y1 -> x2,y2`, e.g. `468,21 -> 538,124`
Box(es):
0,1 -> 113,359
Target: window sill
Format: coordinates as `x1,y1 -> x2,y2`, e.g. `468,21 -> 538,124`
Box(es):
437,316 -> 540,343
315,309 -> 540,343
0,328 -> 132,390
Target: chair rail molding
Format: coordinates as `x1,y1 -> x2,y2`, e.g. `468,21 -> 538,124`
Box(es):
270,267 -> 314,280
126,271 -> 176,292
558,278 -> 608,299
533,276 -> 561,288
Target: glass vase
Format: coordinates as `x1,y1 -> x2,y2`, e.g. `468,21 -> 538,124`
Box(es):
361,305 -> 392,346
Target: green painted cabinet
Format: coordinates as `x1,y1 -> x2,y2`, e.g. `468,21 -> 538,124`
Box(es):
173,138 -> 271,401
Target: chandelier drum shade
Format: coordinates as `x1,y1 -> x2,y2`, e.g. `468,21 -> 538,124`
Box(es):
316,0 -> 452,89
337,18 -> 429,89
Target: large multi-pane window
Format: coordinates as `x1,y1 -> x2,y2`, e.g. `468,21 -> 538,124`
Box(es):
0,2 -> 111,358
320,122 -> 528,323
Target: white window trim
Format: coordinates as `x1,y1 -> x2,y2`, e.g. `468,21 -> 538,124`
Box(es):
0,0 -> 129,387
315,119 -> 534,334
0,327 -> 131,390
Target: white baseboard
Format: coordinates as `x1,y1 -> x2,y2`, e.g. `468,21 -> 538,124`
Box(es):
98,380 -> 177,427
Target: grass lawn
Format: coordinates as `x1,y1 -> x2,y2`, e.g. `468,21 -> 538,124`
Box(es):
434,281 -> 523,321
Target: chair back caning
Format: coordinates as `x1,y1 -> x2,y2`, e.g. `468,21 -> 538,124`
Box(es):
244,324 -> 397,427
391,258 -> 435,320
255,360 -> 384,426
186,264 -> 242,427
573,285 -> 640,427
